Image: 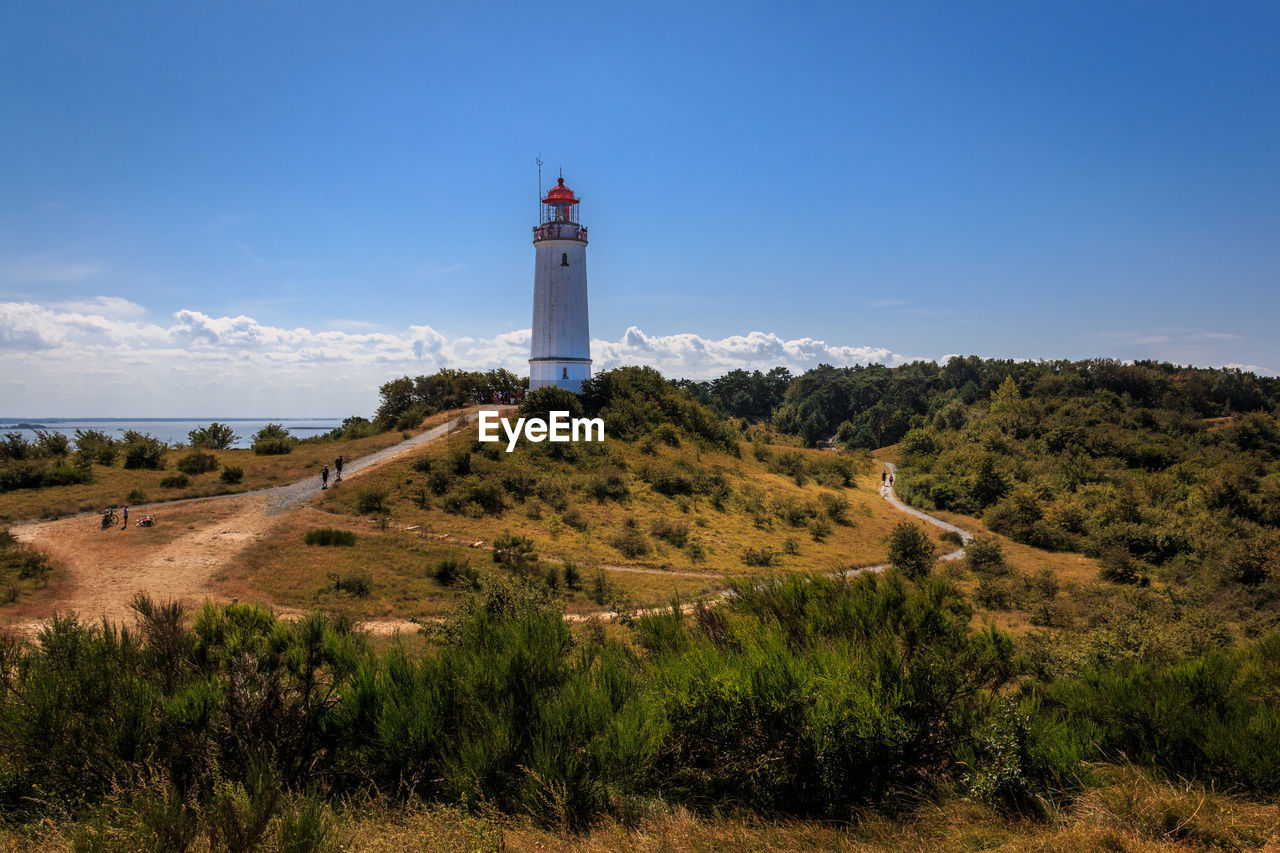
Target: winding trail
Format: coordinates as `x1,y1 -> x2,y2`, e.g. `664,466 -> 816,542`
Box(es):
7,425 -> 971,637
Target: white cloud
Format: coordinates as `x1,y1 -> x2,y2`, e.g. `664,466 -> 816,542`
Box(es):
1,300 -> 1270,417
1224,362 -> 1277,377
0,301 -> 919,416
595,327 -> 907,376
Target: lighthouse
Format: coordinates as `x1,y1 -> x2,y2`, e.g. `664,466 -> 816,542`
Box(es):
529,175 -> 591,393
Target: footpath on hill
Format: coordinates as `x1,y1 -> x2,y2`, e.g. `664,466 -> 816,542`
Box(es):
7,419 -> 973,638
6,412 -> 478,636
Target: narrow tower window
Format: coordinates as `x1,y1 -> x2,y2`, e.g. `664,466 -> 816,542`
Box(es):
561,252 -> 569,266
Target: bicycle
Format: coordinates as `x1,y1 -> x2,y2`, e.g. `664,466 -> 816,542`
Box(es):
100,508 -> 119,530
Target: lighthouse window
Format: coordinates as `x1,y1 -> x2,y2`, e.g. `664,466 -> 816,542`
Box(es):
561,253 -> 569,266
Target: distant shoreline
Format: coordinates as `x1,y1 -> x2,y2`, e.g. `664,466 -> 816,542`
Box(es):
0,417 -> 344,423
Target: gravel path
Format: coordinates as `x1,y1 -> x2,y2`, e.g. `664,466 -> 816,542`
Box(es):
255,412 -> 476,513
878,461 -> 971,560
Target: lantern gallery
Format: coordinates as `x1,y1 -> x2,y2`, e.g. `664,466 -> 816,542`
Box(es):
477,410 -> 605,452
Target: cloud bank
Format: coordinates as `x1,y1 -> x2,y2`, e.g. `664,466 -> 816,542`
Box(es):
0,301 -> 912,417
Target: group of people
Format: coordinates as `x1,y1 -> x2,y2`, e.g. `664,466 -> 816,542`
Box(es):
472,389 -> 524,406
320,455 -> 343,490
880,471 -> 895,488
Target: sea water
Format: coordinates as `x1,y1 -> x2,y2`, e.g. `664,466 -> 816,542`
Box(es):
0,418 -> 345,450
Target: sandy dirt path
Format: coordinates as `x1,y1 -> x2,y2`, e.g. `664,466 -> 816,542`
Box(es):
7,412 -> 479,637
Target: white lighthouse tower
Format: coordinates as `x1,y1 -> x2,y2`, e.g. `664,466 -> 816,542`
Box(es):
529,174 -> 591,392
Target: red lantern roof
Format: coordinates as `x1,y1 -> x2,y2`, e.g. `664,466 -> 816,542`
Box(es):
543,177 -> 578,205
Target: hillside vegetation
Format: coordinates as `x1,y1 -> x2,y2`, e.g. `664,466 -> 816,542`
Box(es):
215,367 -> 959,624
3,361 -> 1280,850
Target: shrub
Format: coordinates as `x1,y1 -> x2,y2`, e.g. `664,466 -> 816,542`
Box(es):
44,464 -> 91,486
176,451 -> 219,475
432,558 -> 468,585
687,541 -> 706,563
188,423 -> 240,450
73,429 -> 117,467
809,518 -> 832,542
888,522 -> 938,580
589,569 -> 613,603
251,423 -> 295,456
641,463 -> 695,497
220,466 -> 244,484
562,558 -> 582,590
121,431 -> 167,470
650,518 -> 689,547
1098,547 -> 1145,585
492,532 -> 538,573
611,527 -> 651,558
442,476 -> 505,516
965,537 -> 1007,575
561,507 -> 587,531
304,529 -> 357,547
652,423 -> 681,447
0,460 -> 47,492
741,546 -> 776,567
159,474 -> 190,489
585,468 -> 630,502
819,492 -> 850,524
356,487 -> 389,515
126,489 -> 148,504
328,570 -> 372,597
33,429 -> 70,457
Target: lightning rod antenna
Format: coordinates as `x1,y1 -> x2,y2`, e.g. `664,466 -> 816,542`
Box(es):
536,155 -> 543,221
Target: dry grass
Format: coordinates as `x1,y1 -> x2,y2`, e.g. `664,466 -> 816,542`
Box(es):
218,432 -> 943,618
11,767 -> 1266,853
335,768 -> 1280,852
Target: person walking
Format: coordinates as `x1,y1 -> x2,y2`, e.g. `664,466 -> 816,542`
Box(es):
122,505 -> 129,530
321,465 -> 330,490
881,472 -> 886,485
334,455 -> 343,481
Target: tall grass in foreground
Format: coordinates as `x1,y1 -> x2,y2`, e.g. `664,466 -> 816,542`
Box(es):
0,572 -> 1276,843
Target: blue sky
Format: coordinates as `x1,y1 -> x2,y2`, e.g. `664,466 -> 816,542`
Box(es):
1,2 -> 1277,416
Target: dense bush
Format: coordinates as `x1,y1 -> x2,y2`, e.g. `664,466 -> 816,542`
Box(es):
887,522 -> 938,580
329,570 -> 372,596
611,526 -> 651,558
220,466 -> 244,484
579,366 -> 740,455
159,474 -> 190,489
43,464 -> 92,487
74,429 -> 118,467
177,451 -> 220,475
304,529 -> 357,547
251,424 -> 295,456
121,431 -> 167,470
355,487 -> 388,515
5,571 -> 1274,836
1044,633 -> 1280,793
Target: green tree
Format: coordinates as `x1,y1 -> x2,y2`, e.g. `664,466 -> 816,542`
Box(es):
251,423 -> 295,456
888,522 -> 938,581
188,422 -> 240,449
120,430 -> 167,470
73,429 -> 117,466
492,532 -> 538,574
